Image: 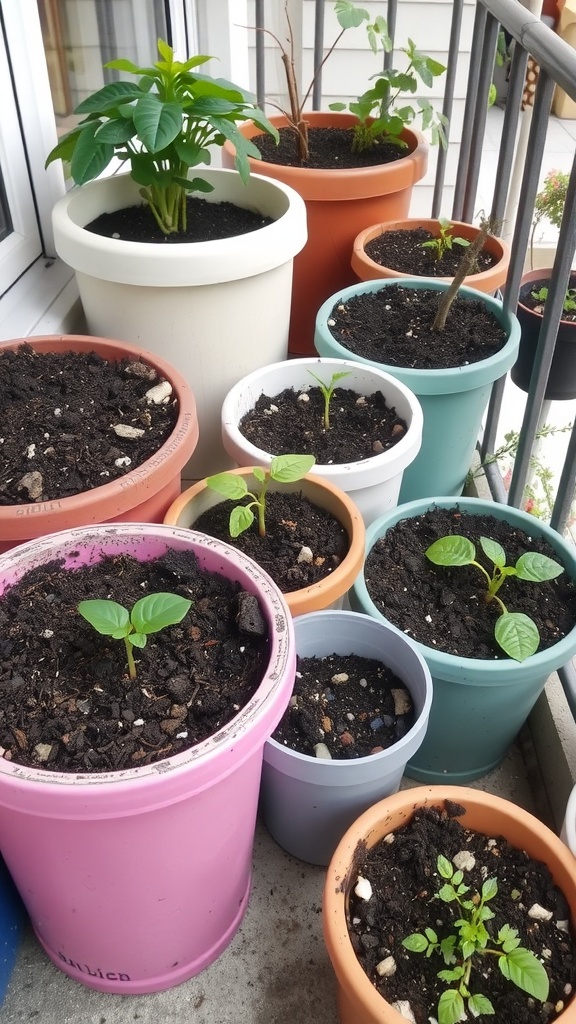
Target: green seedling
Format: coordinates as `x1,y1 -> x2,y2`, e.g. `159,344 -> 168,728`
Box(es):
306,369 -> 351,428
531,285 -> 576,317
420,218 -> 470,261
425,534 -> 564,661
402,854 -> 549,1024
206,455 -> 315,539
77,592 -> 192,679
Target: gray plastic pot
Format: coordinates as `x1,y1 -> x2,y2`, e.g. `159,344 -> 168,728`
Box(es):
260,610 -> 432,866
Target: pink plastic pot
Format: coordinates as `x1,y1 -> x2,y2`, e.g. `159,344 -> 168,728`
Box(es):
0,335 -> 199,553
0,524 -> 295,994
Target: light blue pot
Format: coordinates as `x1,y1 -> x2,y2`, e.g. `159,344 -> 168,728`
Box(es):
350,497 -> 576,783
314,279 -> 520,503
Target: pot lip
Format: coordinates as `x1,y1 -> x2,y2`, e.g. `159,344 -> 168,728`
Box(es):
314,278 -> 521,395
265,609 -> 433,769
519,268 -> 576,327
163,468 -> 366,616
323,784 -> 576,1022
0,334 -> 198,536
352,496 -> 576,675
221,356 -> 424,479
0,523 -> 295,792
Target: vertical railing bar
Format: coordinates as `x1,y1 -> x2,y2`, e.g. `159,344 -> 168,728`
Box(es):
384,0 -> 397,68
550,422 -> 576,534
489,42 -> 529,225
452,3 -> 488,220
432,0 -> 464,217
254,0 -> 265,109
462,13 -> 499,223
312,0 -> 325,110
482,459 -> 509,504
559,663 -> 576,722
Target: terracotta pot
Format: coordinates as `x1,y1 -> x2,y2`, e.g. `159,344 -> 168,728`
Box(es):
163,468 -> 365,616
0,335 -> 199,553
323,785 -> 576,1024
351,218 -> 510,294
222,113 -> 428,356
511,268 -> 576,401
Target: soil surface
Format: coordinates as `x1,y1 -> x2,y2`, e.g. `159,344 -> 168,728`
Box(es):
364,226 -> 498,277
86,195 -> 273,244
253,125 -> 411,169
0,345 -> 178,505
520,274 -> 576,324
239,385 -> 408,464
326,285 -> 508,370
0,548 -> 269,773
363,506 -> 576,660
193,491 -> 349,594
271,653 -> 414,758
348,801 -> 576,1024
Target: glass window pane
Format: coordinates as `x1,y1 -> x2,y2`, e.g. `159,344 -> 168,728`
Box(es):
0,166 -> 13,244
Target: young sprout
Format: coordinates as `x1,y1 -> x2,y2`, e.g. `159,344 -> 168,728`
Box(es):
77,592 -> 192,680
306,369 -> 351,428
531,285 -> 576,317
420,218 -> 470,262
206,455 -> 315,539
425,534 -> 564,661
402,854 -> 549,1024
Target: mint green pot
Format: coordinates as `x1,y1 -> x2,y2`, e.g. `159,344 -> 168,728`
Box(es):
314,279 -> 520,503
349,497 -> 576,783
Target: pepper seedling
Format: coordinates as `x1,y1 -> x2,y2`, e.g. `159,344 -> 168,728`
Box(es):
306,369 -> 351,428
206,454 -> 315,538
77,592 -> 192,680
402,854 -> 549,1024
420,218 -> 470,262
425,534 -> 564,661
531,285 -> 576,317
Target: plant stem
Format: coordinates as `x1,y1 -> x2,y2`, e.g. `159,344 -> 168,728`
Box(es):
124,637 -> 137,680
432,219 -> 491,331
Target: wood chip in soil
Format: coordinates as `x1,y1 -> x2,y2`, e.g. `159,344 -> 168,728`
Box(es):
364,226 -> 498,277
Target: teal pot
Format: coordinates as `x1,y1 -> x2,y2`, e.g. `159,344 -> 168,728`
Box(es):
260,610 -> 432,865
511,268 -> 576,401
350,496 -> 576,783
314,279 -> 520,502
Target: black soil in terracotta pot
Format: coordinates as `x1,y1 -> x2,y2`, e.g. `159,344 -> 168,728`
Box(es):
364,227 -> 498,277
253,126 -> 411,169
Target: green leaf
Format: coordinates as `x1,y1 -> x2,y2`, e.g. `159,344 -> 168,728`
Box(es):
269,454 -> 316,483
479,536 -> 506,568
437,855 -> 453,879
499,947 -> 549,1001
468,993 -> 495,1016
438,884 -> 458,902
77,600 -> 130,638
131,593 -> 192,636
515,551 -> 564,582
495,612 -> 540,661
253,467 -> 266,484
438,965 -> 464,983
230,505 -> 254,538
94,118 -> 135,144
402,933 -> 429,952
75,81 -> 143,114
426,535 -> 476,567
69,123 -> 114,184
438,988 -> 465,1024
334,0 -> 370,29
481,876 -> 498,901
127,632 -> 148,649
133,95 -> 182,152
206,473 -> 249,500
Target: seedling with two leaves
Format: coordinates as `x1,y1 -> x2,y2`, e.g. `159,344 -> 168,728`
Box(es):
420,218 -> 470,262
206,454 -> 315,538
306,369 -> 351,429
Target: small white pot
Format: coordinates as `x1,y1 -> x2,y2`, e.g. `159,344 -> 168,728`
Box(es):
221,357 -> 423,525
561,784 -> 576,856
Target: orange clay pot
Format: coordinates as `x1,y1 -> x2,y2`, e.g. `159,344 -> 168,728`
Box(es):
163,468 -> 365,616
0,335 -> 198,554
351,218 -> 510,293
222,113 -> 428,356
323,785 -> 576,1024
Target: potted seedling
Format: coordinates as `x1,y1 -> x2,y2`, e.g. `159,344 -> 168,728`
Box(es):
163,460 -> 366,616
349,495 -> 576,782
220,357 -> 423,526
512,269 -> 576,402
47,38 -> 307,478
223,2 -> 447,354
0,522 -> 295,994
323,787 -> 576,1024
315,220 -> 520,502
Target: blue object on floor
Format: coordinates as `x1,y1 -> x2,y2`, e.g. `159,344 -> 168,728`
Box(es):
0,856 -> 25,1004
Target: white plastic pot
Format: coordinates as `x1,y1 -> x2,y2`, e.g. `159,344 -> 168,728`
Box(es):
561,785 -> 576,856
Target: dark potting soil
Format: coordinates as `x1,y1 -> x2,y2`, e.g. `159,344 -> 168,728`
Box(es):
85,195 -> 273,244
253,125 -> 411,170
271,653 -> 414,759
348,801 -> 576,1024
364,506 -> 576,660
193,491 -> 349,594
0,345 -> 178,505
0,547 -> 269,773
364,227 -> 498,277
239,386 -> 408,464
520,274 -> 576,325
327,285 -> 508,370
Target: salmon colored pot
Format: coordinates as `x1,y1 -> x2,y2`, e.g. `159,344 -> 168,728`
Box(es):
323,786 -> 576,1024
163,468 -> 365,616
351,218 -> 510,293
222,113 -> 428,356
0,335 -> 198,553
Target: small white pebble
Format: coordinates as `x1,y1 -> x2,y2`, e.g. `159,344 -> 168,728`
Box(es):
391,1001 -> 416,1022
528,903 -> 553,921
112,232 -> 120,238
425,614 -> 432,623
376,956 -> 396,977
541,947 -> 552,959
297,392 -> 310,402
53,408 -> 62,417
176,731 -> 188,739
354,876 -> 372,901
346,712 -> 355,721
453,851 -> 476,872
331,673 -> 349,685
34,744 -> 52,762
297,546 -> 314,563
359,677 -> 368,688
564,983 -> 572,995
145,380 -> 172,405
133,718 -> 145,727
557,919 -> 570,933
356,396 -> 367,406
114,456 -> 132,468
313,742 -> 332,760
392,688 -> 412,715
269,404 -> 278,413
100,471 -> 110,477
383,833 -> 395,844
26,444 -> 36,459
40,629 -> 54,639
327,318 -> 336,327
111,423 -> 145,439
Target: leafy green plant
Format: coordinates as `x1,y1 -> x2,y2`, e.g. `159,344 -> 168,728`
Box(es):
530,169 -> 570,269
531,285 -> 576,318
402,854 -> 549,1024
206,455 -> 315,538
425,534 -> 564,661
306,369 -> 351,428
77,592 -> 192,679
45,38 -> 278,235
420,219 -> 470,262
